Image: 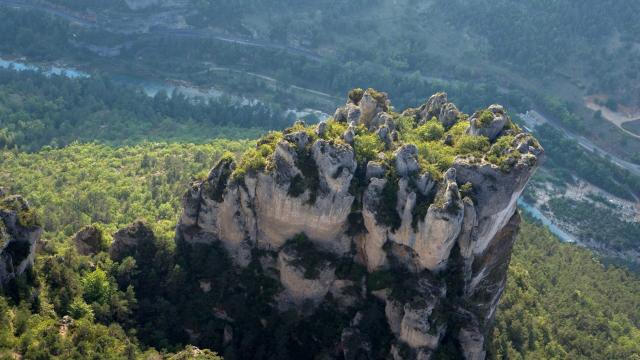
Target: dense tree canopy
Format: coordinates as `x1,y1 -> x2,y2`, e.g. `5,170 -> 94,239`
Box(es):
0,69 -> 280,151
1,141 -> 639,358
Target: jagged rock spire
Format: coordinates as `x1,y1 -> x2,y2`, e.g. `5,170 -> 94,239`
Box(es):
174,89 -> 543,359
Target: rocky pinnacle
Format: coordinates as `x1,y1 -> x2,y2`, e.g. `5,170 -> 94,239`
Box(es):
175,89 -> 543,359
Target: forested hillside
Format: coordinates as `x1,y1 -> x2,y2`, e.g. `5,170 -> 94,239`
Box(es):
1,142 -> 639,358
435,0 -> 640,105
0,67 -> 638,261
0,1 -> 638,358
0,69 -> 274,150
3,1 -> 639,162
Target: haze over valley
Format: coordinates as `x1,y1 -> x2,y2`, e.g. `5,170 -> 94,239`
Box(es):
0,1 -> 639,359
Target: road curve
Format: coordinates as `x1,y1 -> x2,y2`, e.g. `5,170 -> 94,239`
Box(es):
520,110 -> 640,177
0,0 -> 324,62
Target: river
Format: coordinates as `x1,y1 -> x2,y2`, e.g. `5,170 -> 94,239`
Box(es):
0,57 -> 89,78
517,199 -> 576,243
0,55 -> 576,242
0,56 -> 329,121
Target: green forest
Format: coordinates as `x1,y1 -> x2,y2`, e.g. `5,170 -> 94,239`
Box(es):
0,69 -> 280,150
2,2 -> 640,162
0,1 -> 639,358
1,139 -> 639,359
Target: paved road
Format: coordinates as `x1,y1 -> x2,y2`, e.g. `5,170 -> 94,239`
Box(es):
520,110 -> 640,177
0,0 -> 466,86
0,0 -> 96,26
151,28 -> 324,62
0,0 -> 324,62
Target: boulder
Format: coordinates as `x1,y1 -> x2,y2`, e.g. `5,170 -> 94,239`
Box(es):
394,144 -> 420,177
110,220 -> 156,262
0,194 -> 42,288
467,105 -> 509,141
316,121 -> 328,137
277,240 -> 336,307
73,225 -> 104,256
417,92 -> 461,129
366,161 -> 386,180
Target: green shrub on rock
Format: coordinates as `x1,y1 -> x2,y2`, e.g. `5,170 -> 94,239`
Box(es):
454,134 -> 490,156
354,132 -> 385,164
416,118 -> 445,141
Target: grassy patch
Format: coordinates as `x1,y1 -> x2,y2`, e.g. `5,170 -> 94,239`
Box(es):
486,135 -> 521,172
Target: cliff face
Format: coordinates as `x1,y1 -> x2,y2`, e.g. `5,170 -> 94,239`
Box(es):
175,89 -> 542,359
0,189 -> 41,289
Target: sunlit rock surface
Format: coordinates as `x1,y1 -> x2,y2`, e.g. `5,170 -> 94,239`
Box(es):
175,89 -> 543,359
0,191 -> 41,289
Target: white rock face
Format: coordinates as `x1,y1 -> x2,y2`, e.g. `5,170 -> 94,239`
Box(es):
178,133 -> 356,259
385,278 -> 447,353
359,92 -> 379,125
0,195 -> 42,288
467,105 -> 509,141
277,247 -> 335,306
361,178 -> 389,271
400,304 -> 440,349
459,327 -> 486,360
358,89 -> 388,128
453,156 -> 535,255
253,172 -> 353,254
395,145 -> 420,177
385,299 -> 404,336
175,91 -> 543,359
362,168 -> 465,273
419,92 -> 461,129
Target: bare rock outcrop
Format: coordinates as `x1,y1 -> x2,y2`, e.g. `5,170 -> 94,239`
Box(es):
0,193 -> 42,289
73,225 -> 104,256
467,105 -> 510,141
335,88 -> 390,130
109,220 -> 156,262
277,239 -> 336,307
175,89 -> 543,359
417,92 -> 461,129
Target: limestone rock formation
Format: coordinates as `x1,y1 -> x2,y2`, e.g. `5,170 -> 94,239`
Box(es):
416,92 -> 461,129
109,220 -> 156,262
0,192 -> 42,289
468,105 -> 510,141
175,89 -> 543,359
73,225 -> 105,256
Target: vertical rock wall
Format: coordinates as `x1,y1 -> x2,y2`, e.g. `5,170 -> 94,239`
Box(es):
175,90 -> 543,359
0,191 -> 41,289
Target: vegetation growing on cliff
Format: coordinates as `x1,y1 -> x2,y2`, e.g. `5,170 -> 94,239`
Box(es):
0,196 -> 40,229
1,142 -> 639,358
284,233 -> 337,279
227,89 -> 526,192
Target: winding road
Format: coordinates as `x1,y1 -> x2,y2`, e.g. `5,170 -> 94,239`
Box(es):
0,0 -> 96,26
520,110 -> 640,178
0,0 -> 324,62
